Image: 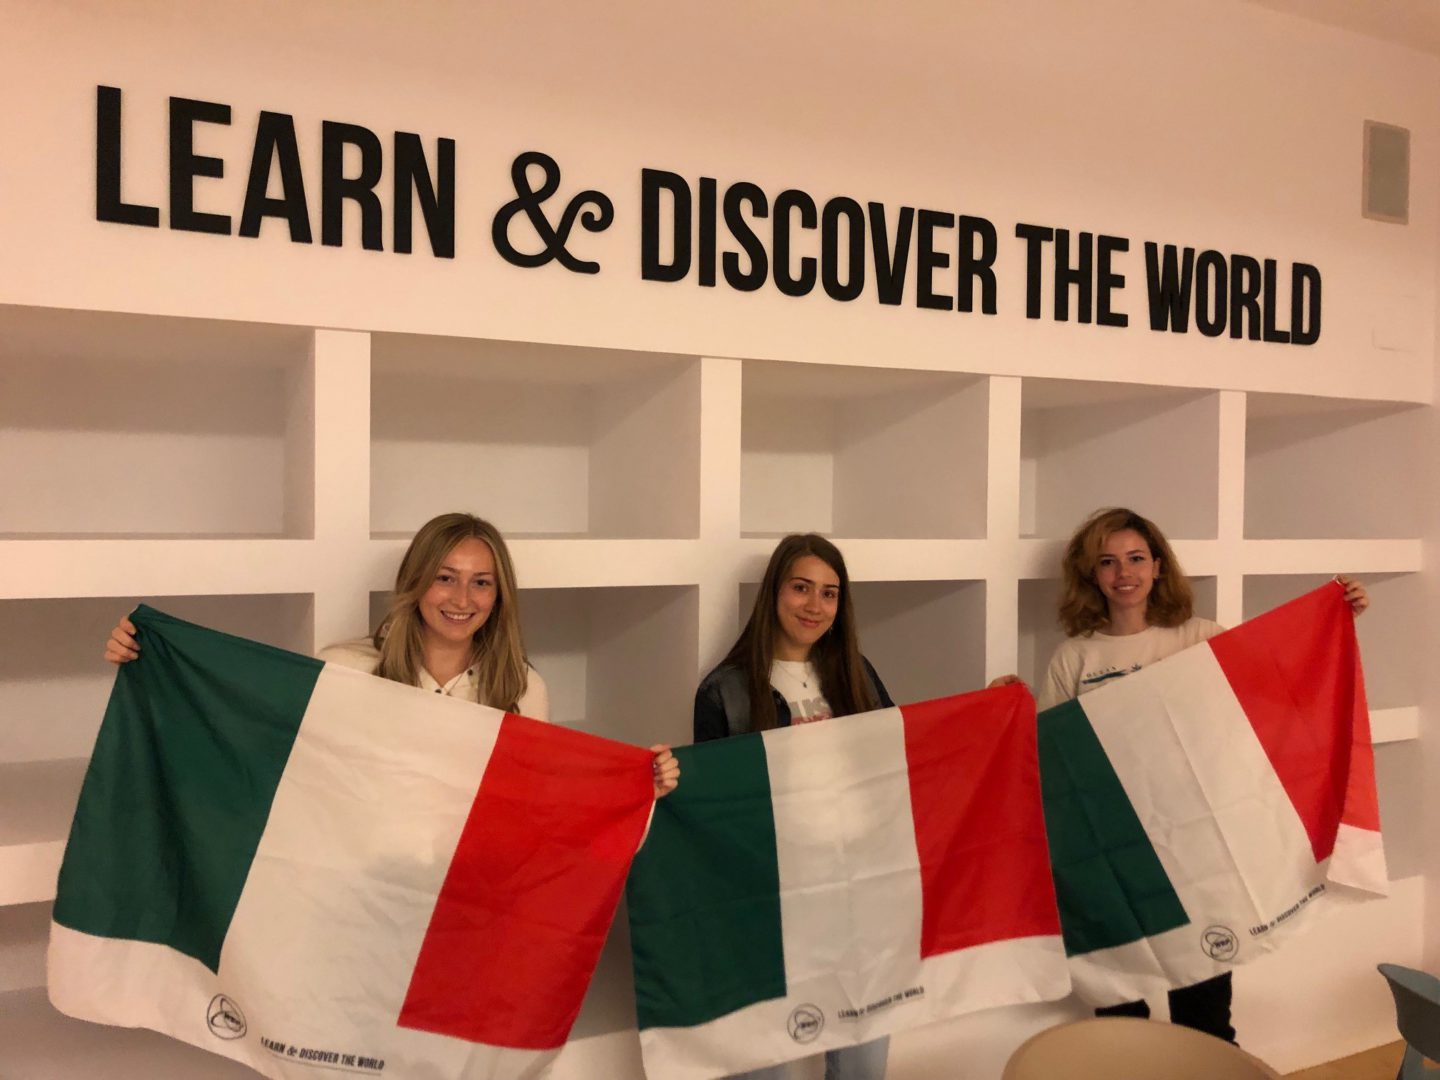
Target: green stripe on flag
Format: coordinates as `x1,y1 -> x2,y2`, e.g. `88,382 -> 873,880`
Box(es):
53,605 -> 321,973
627,735 -> 785,1030
1038,698 -> 1189,955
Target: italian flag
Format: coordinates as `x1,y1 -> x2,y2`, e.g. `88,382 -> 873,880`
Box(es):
626,684 -> 1071,1080
48,606 -> 656,1080
1042,581 -> 1387,1005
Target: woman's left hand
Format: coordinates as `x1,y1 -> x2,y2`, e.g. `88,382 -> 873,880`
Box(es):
987,674 -> 1026,690
650,744 -> 680,798
1337,575 -> 1369,617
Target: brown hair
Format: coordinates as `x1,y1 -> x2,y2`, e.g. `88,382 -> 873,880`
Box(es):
1057,507 -> 1194,637
725,533 -> 878,732
373,513 -> 530,710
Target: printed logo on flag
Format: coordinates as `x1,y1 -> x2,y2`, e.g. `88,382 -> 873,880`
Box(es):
787,1004 -> 824,1043
207,994 -> 247,1040
1201,925 -> 1238,961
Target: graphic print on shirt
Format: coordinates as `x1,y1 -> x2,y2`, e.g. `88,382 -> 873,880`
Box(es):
1078,662 -> 1143,690
770,660 -> 834,724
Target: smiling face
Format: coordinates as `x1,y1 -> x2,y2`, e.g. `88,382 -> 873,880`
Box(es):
417,537 -> 498,647
1093,528 -> 1160,620
774,554 -> 841,661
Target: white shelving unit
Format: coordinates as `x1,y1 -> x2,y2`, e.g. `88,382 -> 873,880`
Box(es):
1,306 -> 1428,1078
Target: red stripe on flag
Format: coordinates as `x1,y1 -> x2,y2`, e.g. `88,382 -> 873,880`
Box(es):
902,684 -> 1060,958
398,714 -> 654,1050
1207,582 -> 1379,865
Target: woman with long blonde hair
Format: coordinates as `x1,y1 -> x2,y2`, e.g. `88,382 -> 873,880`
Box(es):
106,512 -> 679,793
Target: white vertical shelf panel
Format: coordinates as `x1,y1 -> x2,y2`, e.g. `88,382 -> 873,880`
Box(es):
1215,390 -> 1247,627
986,376 -> 1023,679
696,356 -> 744,675
311,329 -> 373,650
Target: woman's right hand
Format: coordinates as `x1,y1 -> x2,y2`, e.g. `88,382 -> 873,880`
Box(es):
104,616 -> 140,664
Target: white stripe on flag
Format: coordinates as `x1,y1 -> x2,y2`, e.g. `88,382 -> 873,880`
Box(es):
637,708 -> 1070,1079
1072,645 -> 1333,1002
53,664 -> 559,1080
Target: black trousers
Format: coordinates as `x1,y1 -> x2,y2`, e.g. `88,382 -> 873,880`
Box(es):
1094,972 -> 1236,1044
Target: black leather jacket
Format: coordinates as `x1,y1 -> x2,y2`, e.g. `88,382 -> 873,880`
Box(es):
692,658 -> 894,743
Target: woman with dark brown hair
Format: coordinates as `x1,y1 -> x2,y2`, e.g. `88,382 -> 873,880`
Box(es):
693,534 -> 889,1080
1038,506 -> 1368,1042
693,533 -> 1014,1080
694,533 -> 889,743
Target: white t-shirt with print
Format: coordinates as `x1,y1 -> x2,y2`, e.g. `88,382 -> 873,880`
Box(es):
769,659 -> 833,724
1037,618 -> 1224,711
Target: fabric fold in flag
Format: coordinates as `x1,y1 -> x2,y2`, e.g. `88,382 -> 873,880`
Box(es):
48,605 -> 656,1080
1041,581 -> 1386,1006
626,684 -> 1071,1080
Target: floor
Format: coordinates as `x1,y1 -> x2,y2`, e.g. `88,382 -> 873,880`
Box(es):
1285,1041 -> 1405,1080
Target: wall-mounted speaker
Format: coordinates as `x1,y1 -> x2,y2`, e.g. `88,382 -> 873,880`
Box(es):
1363,120 -> 1410,225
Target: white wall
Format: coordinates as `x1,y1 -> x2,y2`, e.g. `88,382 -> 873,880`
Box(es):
1,2 -> 1437,1077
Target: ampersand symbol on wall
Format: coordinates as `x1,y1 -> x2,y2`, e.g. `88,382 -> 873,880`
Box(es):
491,151 -> 614,274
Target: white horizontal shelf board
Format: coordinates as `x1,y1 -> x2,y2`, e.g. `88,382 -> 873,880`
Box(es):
368,537 -> 709,591
0,760 -> 85,847
0,901 -> 49,994
0,759 -> 85,907
736,537 -> 994,582
1240,539 -> 1422,574
0,841 -> 63,908
1371,706 -> 1419,745
0,304 -> 313,369
1018,538 -> 1223,579
0,540 -> 322,599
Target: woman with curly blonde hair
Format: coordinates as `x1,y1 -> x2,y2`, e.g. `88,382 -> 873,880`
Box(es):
1039,506 -> 1368,1042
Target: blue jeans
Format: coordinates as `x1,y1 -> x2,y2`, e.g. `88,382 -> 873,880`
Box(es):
726,1036 -> 889,1080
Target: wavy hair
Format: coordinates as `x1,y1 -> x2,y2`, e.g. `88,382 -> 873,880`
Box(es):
725,533 -> 877,732
373,513 -> 530,711
1058,507 -> 1193,637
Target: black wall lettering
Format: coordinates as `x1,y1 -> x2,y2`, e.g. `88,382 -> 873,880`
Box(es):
321,121 -> 384,250
820,197 -> 864,301
1144,243 -> 1194,333
869,203 -> 913,307
722,182 -> 768,291
169,96 -> 232,235
1229,254 -> 1262,340
1291,263 -> 1321,345
1195,250 -> 1227,337
641,169 -> 691,282
1096,234 -> 1128,327
916,209 -> 954,311
957,215 -> 997,315
773,189 -> 817,297
1261,258 -> 1291,344
239,111 -> 311,242
698,177 -> 717,288
1015,223 -> 1052,320
394,132 -> 455,257
95,85 -> 159,227
1054,229 -> 1093,323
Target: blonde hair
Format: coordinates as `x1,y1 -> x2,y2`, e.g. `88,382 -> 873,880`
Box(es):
1057,507 -> 1194,637
373,513 -> 530,710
